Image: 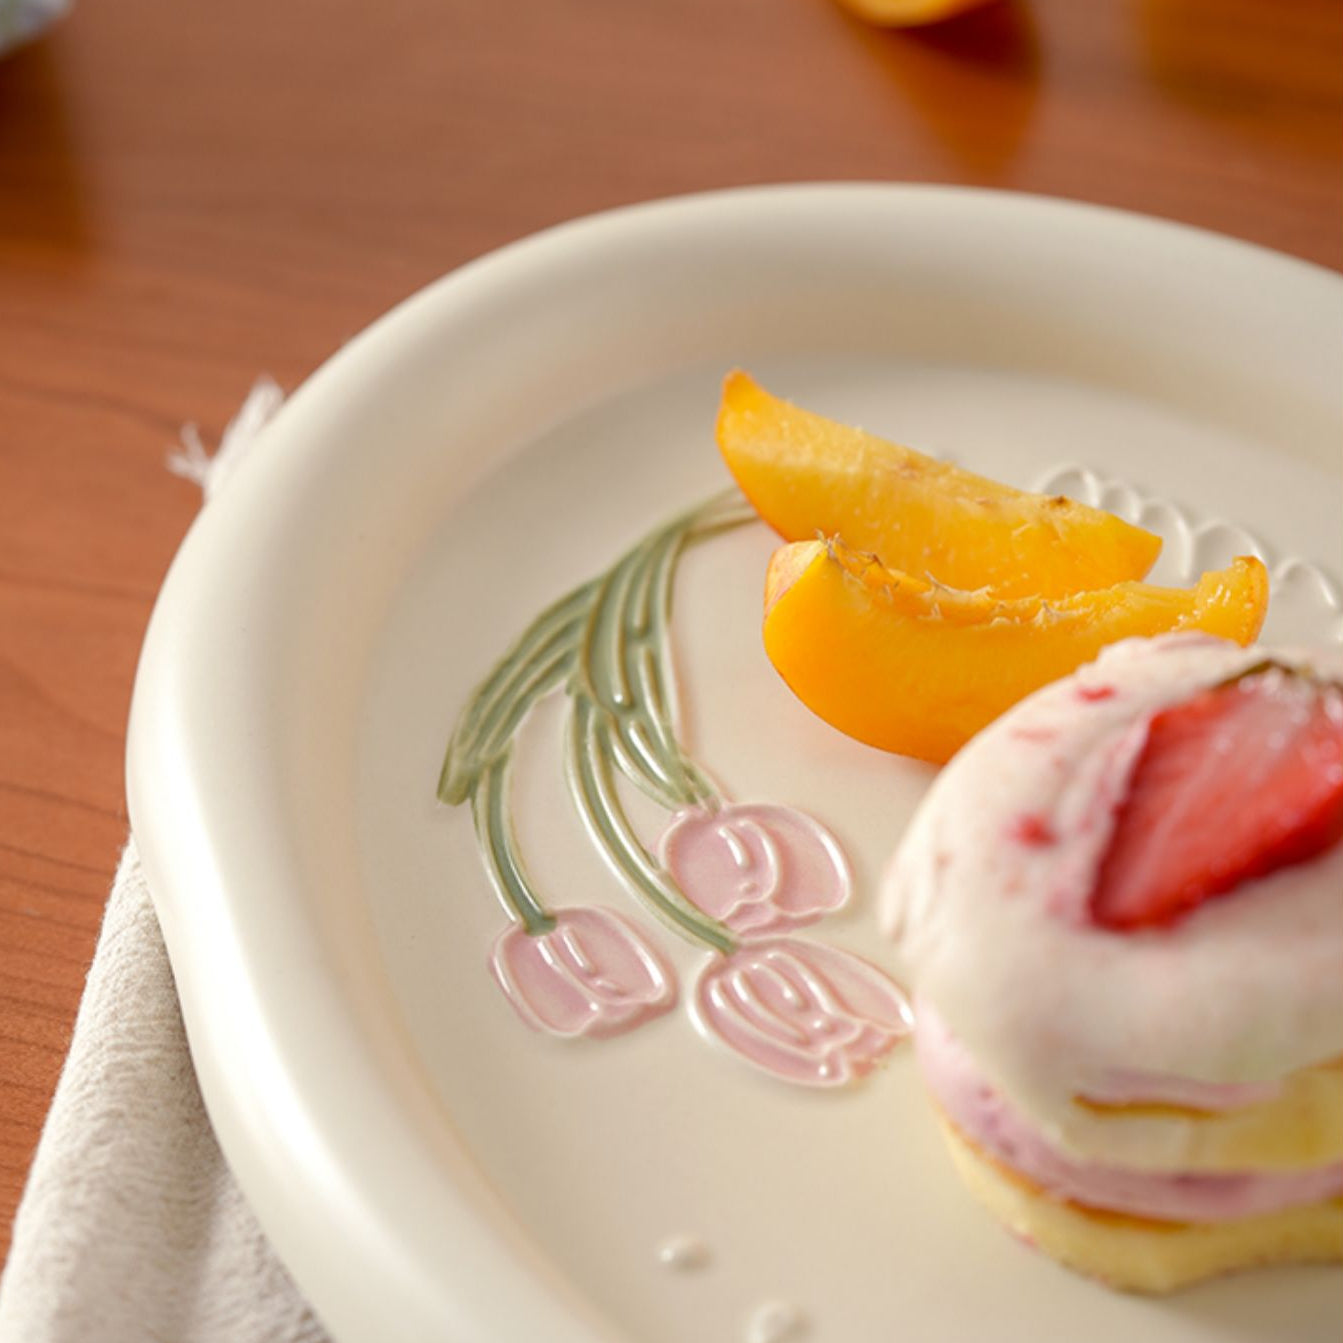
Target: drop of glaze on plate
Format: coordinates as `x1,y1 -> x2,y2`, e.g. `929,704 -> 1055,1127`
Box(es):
656,1233 -> 711,1272
745,1300 -> 807,1343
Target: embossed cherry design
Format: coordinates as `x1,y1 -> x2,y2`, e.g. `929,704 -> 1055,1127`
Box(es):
491,907 -> 675,1039
659,803 -> 851,938
694,939 -> 914,1086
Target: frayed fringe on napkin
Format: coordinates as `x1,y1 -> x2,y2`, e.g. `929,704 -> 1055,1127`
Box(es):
0,384 -> 331,1343
167,375 -> 285,499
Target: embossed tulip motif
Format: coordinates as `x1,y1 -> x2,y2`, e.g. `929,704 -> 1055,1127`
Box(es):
659,804 -> 851,938
442,490 -> 915,1085
491,907 -> 676,1039
694,940 -> 914,1086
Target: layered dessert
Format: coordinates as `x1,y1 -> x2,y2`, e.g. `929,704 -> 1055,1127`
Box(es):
883,633 -> 1343,1291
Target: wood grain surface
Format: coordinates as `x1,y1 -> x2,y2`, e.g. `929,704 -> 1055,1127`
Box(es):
0,0 -> 1339,1271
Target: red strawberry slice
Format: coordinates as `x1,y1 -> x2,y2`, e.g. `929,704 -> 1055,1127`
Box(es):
1091,667 -> 1343,930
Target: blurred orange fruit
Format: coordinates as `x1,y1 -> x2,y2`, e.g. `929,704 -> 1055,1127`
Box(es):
831,0 -> 999,26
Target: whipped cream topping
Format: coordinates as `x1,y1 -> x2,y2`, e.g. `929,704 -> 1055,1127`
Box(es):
917,999 -> 1343,1223
882,635 -> 1343,1165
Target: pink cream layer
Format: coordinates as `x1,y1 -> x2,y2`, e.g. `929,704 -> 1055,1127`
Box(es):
916,1001 -> 1343,1224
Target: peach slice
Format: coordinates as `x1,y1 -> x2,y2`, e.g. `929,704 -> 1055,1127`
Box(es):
718,371 -> 1162,600
763,541 -> 1269,764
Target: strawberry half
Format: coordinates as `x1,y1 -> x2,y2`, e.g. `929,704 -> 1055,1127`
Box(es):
1091,667 -> 1343,931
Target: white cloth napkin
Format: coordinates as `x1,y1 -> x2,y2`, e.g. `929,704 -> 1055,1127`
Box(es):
0,386 -> 332,1343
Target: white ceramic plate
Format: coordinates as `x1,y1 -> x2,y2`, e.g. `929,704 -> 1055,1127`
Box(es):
127,186 -> 1343,1343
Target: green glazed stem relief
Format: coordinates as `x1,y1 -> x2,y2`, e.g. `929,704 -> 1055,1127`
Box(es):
440,489 -> 755,952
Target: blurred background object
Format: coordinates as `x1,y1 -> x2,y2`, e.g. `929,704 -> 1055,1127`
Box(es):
833,0 -> 998,26
0,0 -> 67,56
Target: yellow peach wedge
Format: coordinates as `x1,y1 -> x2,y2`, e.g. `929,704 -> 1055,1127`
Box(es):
762,540 -> 1269,764
718,371 -> 1162,600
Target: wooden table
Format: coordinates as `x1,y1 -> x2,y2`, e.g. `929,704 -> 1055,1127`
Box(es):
1,0 -> 1339,1269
